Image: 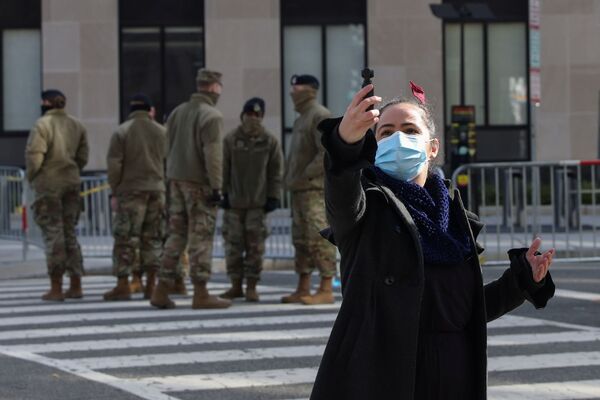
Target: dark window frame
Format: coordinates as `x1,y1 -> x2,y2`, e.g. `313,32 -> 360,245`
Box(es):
118,0 -> 205,123
279,0 -> 368,150
0,0 -> 41,138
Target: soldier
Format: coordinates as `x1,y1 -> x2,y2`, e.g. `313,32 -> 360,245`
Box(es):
104,93 -> 167,301
25,89 -> 89,301
281,75 -> 337,305
220,98 -> 283,302
150,68 -> 230,309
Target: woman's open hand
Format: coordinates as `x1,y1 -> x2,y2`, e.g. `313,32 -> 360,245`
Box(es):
526,237 -> 555,283
338,84 -> 382,144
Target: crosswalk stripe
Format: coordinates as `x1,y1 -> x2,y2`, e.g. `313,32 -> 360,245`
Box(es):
134,367 -> 318,392
555,289 -> 600,302
489,330 -> 600,346
67,344 -> 326,370
8,327 -> 333,354
0,289 -> 310,314
488,379 -> 600,399
489,351 -> 600,372
0,302 -> 339,327
0,312 -> 338,341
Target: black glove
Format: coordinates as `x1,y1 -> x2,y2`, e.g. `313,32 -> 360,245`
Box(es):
264,197 -> 281,213
207,189 -> 223,207
221,193 -> 231,209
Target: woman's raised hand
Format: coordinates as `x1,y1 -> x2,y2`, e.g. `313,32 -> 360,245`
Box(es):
338,84 -> 382,144
526,237 -> 555,283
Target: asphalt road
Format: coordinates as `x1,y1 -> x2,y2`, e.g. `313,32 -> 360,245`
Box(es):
0,265 -> 598,400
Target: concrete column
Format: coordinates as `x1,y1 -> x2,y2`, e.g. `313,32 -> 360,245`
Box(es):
42,0 -> 119,170
204,0 -> 282,140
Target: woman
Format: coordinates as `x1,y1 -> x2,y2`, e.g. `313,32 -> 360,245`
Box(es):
310,83 -> 556,400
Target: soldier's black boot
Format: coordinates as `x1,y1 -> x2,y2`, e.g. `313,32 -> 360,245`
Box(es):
42,274 -> 64,302
150,280 -> 175,309
220,278 -> 244,299
192,281 -> 232,309
103,276 -> 131,301
64,275 -> 83,299
281,273 -> 311,303
245,278 -> 259,302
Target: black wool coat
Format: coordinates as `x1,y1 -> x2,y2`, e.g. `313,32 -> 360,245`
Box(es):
309,118 -> 555,400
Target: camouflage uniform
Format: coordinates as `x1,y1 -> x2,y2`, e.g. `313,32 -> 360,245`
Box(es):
159,90 -> 223,283
222,120 -> 283,280
285,89 -> 336,277
26,108 -> 88,277
107,110 -> 167,277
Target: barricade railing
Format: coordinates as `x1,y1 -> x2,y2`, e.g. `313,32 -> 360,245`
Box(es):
0,167 -> 25,243
23,174 -> 296,260
451,160 -> 600,264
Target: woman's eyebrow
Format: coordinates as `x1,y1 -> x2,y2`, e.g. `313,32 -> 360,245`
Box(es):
376,123 -> 396,132
400,122 -> 419,130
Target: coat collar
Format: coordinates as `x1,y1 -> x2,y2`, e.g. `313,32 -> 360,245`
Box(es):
127,110 -> 151,120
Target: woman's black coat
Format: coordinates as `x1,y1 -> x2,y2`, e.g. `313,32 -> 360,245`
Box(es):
309,118 -> 555,400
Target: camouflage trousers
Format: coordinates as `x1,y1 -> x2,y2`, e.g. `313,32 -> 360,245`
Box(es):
112,191 -> 165,277
32,185 -> 84,277
222,208 -> 268,280
159,180 -> 217,283
291,190 -> 336,277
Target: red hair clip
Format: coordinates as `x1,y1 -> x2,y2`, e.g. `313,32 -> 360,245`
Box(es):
410,81 -> 426,105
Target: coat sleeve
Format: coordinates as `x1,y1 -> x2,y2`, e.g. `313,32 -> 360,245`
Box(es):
304,109 -> 331,180
320,117 -> 377,243
106,132 -> 124,191
484,248 -> 555,322
266,136 -> 284,199
198,115 -> 223,191
75,123 -> 89,170
222,134 -> 231,194
25,122 -> 47,183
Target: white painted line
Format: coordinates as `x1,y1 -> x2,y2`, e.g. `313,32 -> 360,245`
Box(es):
68,344 -> 326,370
488,379 -> 600,400
489,330 -> 600,346
134,367 -> 318,392
0,302 -> 339,327
489,351 -> 600,372
555,289 -> 600,302
0,288 -> 300,314
0,346 -> 179,400
0,311 -> 338,341
487,315 -> 548,329
9,327 -> 332,354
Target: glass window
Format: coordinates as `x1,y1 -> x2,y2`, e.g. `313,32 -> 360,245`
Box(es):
2,29 -> 41,131
464,24 -> 484,125
488,23 -> 527,125
326,24 -> 364,117
444,24 -> 460,125
120,28 -> 161,120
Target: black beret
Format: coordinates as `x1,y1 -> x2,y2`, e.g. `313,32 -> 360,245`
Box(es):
242,97 -> 265,115
290,74 -> 319,90
41,89 -> 66,101
129,93 -> 153,111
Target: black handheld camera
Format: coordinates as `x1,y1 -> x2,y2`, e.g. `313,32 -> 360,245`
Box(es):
361,68 -> 375,111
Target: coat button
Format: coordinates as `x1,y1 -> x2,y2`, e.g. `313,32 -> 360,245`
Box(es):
384,276 -> 395,285
394,225 -> 403,234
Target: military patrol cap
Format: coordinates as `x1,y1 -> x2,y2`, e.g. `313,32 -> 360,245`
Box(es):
242,97 -> 265,115
196,68 -> 223,86
129,93 -> 153,112
290,74 -> 319,90
41,89 -> 66,108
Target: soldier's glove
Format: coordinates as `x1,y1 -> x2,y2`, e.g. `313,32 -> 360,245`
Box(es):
264,197 -> 281,213
221,193 -> 231,209
207,189 -> 223,207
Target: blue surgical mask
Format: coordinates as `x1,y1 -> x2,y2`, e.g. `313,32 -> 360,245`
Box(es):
374,131 -> 428,181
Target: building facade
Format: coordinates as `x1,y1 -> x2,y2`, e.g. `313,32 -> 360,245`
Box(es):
0,0 -> 599,170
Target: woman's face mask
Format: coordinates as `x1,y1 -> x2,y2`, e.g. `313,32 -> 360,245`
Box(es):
374,131 -> 429,181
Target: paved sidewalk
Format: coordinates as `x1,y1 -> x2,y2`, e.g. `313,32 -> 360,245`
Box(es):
0,239 -> 294,280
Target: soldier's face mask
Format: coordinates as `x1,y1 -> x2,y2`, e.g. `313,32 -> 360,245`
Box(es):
290,88 -> 316,110
241,114 -> 262,135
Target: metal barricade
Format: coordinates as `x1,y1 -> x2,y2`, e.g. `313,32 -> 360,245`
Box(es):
0,167 -> 25,243
23,174 -> 296,260
452,160 -> 600,264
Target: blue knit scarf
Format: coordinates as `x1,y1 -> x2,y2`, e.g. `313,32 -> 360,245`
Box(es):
373,167 -> 472,265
